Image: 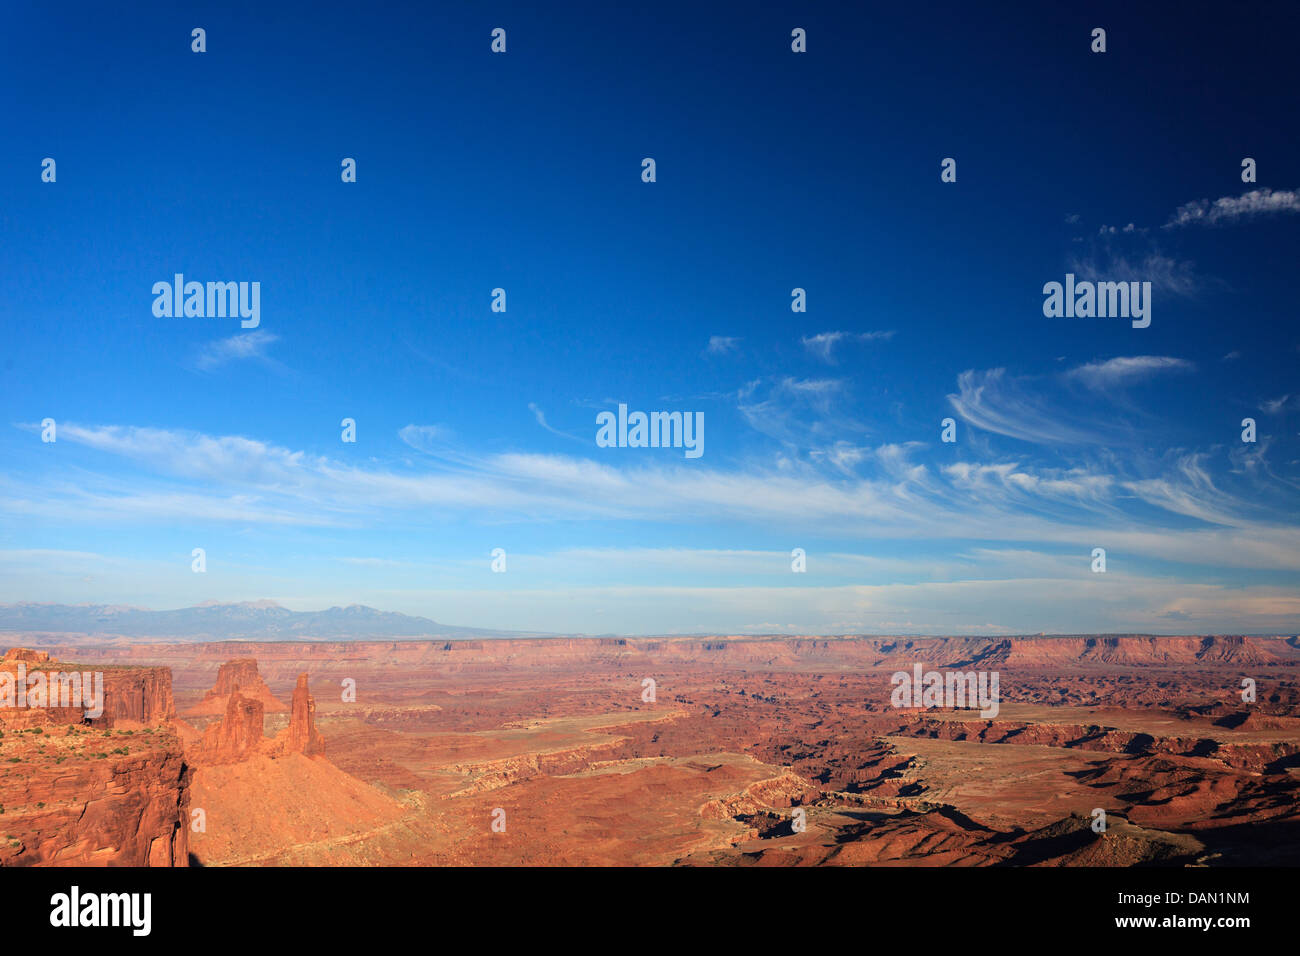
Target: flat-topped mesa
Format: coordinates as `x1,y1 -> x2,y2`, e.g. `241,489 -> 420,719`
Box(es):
2,647 -> 51,664
281,672 -> 325,757
185,658 -> 286,716
0,647 -> 175,730
210,659 -> 265,697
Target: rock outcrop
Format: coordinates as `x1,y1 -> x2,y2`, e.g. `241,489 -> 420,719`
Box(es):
198,690 -> 265,764
189,666 -> 325,764
0,649 -> 174,729
0,648 -> 190,866
98,667 -> 176,726
184,658 -> 286,716
2,648 -> 50,664
0,740 -> 191,866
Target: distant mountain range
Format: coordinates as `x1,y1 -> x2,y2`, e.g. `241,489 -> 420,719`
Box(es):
0,601 -> 543,641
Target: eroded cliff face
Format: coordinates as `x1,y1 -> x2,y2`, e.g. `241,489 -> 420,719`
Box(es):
0,736 -> 191,866
98,667 -> 176,726
0,657 -> 174,730
0,648 -> 191,866
198,691 -> 266,764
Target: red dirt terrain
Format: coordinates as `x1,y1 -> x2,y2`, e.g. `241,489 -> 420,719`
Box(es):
2,634 -> 1298,866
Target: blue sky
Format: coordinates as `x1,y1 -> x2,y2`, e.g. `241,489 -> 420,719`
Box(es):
2,1 -> 1298,634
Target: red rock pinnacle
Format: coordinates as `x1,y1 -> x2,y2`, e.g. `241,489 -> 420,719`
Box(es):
284,673 -> 325,757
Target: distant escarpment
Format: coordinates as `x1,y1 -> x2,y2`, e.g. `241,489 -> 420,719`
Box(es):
47,634 -> 1299,679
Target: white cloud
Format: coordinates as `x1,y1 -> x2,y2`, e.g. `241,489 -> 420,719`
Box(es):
737,376 -> 855,449
947,368 -> 1108,445
801,330 -> 894,362
1065,355 -> 1194,390
527,403 -> 584,442
1166,187 -> 1300,227
397,424 -> 455,454
1070,252 -> 1200,297
706,335 -> 740,354
10,406 -> 1300,578
196,331 -> 280,370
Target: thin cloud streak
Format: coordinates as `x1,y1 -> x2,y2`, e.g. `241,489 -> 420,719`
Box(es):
9,415 -> 1300,572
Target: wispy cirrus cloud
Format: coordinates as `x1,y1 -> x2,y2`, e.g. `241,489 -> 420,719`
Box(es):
10,407 -> 1300,578
1166,187 -> 1300,228
1065,355 -> 1194,390
947,368 -> 1112,446
1070,251 -> 1200,297
801,330 -> 894,363
397,424 -> 468,464
737,376 -> 859,449
196,330 -> 281,370
1262,394 -> 1299,414
943,461 -> 1115,504
705,335 -> 740,355
527,403 -> 585,442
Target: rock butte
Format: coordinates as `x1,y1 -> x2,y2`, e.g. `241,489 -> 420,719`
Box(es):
0,634 -> 1297,866
183,658 -> 287,717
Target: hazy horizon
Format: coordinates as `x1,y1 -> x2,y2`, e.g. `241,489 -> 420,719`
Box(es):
0,598 -> 1296,641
